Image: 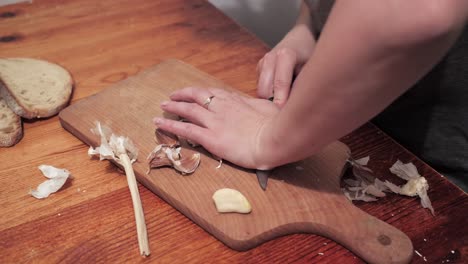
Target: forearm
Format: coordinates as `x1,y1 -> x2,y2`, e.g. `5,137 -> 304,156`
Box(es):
261,0 -> 467,167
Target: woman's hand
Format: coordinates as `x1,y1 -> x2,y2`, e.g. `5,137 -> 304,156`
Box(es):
154,87 -> 280,169
257,23 -> 316,107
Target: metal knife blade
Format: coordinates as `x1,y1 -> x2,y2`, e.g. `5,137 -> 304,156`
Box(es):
256,169 -> 271,190
255,96 -> 275,190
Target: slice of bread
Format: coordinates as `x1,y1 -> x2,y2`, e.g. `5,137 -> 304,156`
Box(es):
0,94 -> 22,147
0,58 -> 73,119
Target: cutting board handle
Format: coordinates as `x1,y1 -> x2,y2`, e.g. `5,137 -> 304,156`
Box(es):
311,203 -> 414,264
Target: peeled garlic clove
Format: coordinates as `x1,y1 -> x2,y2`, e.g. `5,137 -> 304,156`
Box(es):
212,188 -> 252,214
155,128 -> 179,147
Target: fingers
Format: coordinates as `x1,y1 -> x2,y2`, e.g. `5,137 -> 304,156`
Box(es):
153,117 -> 214,149
272,48 -> 296,107
160,100 -> 213,127
257,52 -> 276,99
256,48 -> 296,107
169,87 -> 215,107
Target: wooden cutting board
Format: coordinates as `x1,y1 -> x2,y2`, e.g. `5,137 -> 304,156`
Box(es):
59,59 -> 413,264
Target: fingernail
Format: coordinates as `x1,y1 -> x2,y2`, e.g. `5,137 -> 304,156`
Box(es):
160,101 -> 169,107
153,117 -> 163,125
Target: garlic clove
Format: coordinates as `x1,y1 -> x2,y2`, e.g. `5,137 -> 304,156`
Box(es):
155,128 -> 179,147
147,145 -> 172,173
147,145 -> 200,175
212,188 -> 252,214
173,149 -> 201,175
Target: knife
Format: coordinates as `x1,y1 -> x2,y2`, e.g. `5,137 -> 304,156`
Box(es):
256,169 -> 271,191
254,96 -> 276,191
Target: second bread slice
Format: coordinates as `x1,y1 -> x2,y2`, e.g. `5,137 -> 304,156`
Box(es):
0,58 -> 73,119
0,94 -> 22,147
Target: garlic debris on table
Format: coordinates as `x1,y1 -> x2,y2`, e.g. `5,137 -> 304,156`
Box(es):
147,129 -> 200,175
387,160 -> 434,215
343,157 -> 435,215
30,165 -> 71,199
212,188 -> 252,214
343,156 -> 385,202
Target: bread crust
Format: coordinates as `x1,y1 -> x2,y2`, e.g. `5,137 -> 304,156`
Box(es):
0,58 -> 73,119
0,94 -> 23,147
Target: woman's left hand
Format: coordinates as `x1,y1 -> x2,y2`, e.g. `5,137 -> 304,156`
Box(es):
153,87 -> 280,169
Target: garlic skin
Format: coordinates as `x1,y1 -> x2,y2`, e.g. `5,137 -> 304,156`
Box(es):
147,129 -> 201,175
388,160 -> 434,215
212,188 -> 252,214
343,157 -> 435,215
389,160 -> 420,180
30,165 -> 71,199
400,177 -> 428,197
88,121 -> 138,163
155,128 -> 178,147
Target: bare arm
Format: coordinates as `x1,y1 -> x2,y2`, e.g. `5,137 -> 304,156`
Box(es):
259,0 -> 468,168
155,0 -> 467,170
256,1 -> 317,105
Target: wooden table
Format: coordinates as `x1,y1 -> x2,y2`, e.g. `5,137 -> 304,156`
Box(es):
0,0 -> 466,263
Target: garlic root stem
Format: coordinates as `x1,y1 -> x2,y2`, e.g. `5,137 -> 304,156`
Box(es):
119,153 -> 150,257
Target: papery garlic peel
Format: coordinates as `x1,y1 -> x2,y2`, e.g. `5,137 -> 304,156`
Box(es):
30,165 -> 71,199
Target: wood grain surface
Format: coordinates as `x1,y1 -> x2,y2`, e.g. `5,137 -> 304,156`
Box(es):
59,59 -> 413,263
0,0 -> 466,263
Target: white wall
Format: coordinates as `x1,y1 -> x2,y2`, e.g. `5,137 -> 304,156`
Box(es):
208,0 -> 301,47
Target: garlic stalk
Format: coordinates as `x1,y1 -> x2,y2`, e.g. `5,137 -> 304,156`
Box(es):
89,122 -> 150,256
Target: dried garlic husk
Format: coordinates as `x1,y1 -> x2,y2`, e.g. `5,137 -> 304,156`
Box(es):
155,128 -> 179,147
212,188 -> 252,214
389,160 -> 420,181
147,129 -> 201,175
389,160 -> 434,215
30,165 -> 71,199
343,156 -> 385,202
343,157 -> 435,215
88,121 -> 138,163
147,145 -> 172,170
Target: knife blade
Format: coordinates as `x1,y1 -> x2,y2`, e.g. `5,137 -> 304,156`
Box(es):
254,96 -> 276,190
256,169 -> 271,191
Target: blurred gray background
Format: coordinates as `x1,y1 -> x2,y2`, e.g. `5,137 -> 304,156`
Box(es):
208,0 -> 301,47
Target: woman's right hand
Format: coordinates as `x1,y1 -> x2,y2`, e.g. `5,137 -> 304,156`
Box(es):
257,24 -> 316,107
